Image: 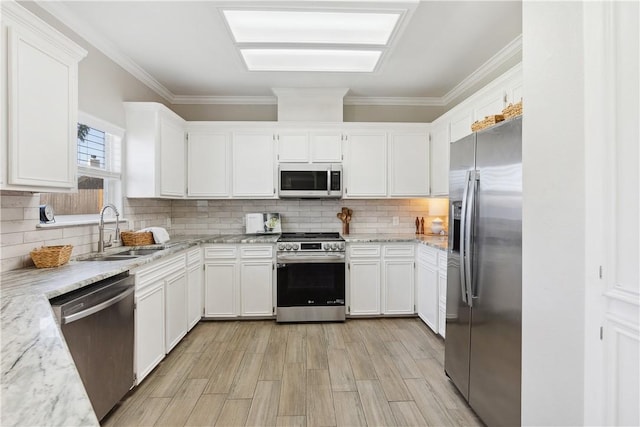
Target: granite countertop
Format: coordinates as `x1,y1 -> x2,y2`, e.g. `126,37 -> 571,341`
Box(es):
342,233 -> 449,251
0,232 -> 443,426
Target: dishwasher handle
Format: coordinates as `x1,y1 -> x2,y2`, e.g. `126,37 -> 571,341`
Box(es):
61,286 -> 134,325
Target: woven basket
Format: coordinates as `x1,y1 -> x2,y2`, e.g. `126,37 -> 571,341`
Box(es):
30,245 -> 73,268
503,101 -> 523,119
120,231 -> 155,246
471,114 -> 505,132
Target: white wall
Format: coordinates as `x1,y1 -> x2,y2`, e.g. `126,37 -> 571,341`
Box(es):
522,2 -> 586,425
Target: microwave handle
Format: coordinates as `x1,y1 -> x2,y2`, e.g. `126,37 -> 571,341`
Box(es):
327,167 -> 331,196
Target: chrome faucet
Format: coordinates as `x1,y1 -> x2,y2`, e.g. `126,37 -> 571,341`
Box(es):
98,204 -> 120,252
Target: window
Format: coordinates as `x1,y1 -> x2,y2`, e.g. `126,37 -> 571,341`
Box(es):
40,112 -> 124,224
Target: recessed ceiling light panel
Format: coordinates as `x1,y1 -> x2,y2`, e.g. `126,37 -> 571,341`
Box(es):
223,10 -> 400,45
240,49 -> 382,72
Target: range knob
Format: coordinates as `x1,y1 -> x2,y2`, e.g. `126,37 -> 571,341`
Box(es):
338,243 -> 345,250
323,243 -> 330,250
331,243 -> 338,250
278,243 -> 285,250
292,243 -> 299,250
285,243 -> 292,250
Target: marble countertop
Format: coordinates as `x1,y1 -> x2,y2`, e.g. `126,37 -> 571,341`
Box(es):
0,232 -> 444,426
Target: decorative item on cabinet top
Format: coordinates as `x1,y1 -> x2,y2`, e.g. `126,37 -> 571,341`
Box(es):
502,100 -> 523,119
471,115 -> 505,132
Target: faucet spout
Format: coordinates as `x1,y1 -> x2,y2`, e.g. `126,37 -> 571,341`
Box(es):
98,204 -> 120,252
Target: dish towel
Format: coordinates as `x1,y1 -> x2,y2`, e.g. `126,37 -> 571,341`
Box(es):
141,227 -> 171,244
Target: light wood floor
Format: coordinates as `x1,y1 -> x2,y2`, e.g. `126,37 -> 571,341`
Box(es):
103,318 -> 481,427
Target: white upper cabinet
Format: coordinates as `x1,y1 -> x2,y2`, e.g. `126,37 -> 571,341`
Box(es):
124,102 -> 186,198
473,88 -> 507,121
277,130 -> 342,163
449,110 -> 474,143
1,2 -> 86,192
430,121 -> 450,196
187,130 -> 230,197
344,131 -> 387,197
309,131 -> 343,162
232,131 -> 276,198
388,132 -> 430,197
277,131 -> 308,162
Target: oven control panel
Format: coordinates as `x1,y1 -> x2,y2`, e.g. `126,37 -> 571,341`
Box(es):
277,242 -> 345,252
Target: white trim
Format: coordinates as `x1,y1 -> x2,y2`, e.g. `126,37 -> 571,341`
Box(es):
78,111 -> 125,139
34,0 -> 521,108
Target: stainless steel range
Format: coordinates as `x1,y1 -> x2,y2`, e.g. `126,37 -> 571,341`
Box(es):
276,232 -> 346,322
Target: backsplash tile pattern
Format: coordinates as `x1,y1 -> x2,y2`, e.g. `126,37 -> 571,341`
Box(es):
170,198 -> 449,236
0,192 -> 446,272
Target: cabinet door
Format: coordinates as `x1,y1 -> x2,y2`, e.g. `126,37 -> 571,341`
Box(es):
348,259 -> 381,315
438,270 -> 447,337
345,132 -> 387,197
135,282 -> 165,383
240,260 -> 273,316
187,262 -> 202,331
204,262 -> 237,317
417,260 -> 438,333
187,131 -> 230,197
389,132 -> 429,197
6,25 -> 78,190
430,122 -> 449,196
473,88 -> 507,121
383,259 -> 415,314
278,132 -> 308,162
232,132 -> 276,197
165,270 -> 188,353
159,114 -> 186,197
310,132 -> 343,162
449,111 -> 473,143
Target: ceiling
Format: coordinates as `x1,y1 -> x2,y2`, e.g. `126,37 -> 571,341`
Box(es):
37,0 -> 522,106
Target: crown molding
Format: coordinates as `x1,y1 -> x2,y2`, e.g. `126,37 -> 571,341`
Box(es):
35,0 -> 175,102
441,34 -> 522,105
33,0 -> 521,108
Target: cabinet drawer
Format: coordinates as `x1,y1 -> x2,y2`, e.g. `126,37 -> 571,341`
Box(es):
438,251 -> 447,269
187,248 -> 201,266
136,253 -> 186,289
240,245 -> 273,259
349,245 -> 381,258
383,244 -> 414,258
417,245 -> 438,265
204,245 -> 237,259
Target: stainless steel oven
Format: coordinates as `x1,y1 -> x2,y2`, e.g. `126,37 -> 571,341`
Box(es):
276,232 -> 346,322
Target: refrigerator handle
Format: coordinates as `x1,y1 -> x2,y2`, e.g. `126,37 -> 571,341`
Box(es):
466,171 -> 479,305
459,170 -> 472,305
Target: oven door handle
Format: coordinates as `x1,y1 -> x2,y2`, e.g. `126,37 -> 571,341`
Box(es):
277,254 -> 345,264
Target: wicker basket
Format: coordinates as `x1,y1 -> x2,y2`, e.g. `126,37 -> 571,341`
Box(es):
502,101 -> 523,119
120,231 -> 155,246
471,114 -> 505,132
30,245 -> 73,268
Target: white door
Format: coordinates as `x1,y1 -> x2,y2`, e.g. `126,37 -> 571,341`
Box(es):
240,261 -> 273,316
159,115 -> 186,197
383,259 -> 415,314
187,131 -> 230,197
388,132 -> 430,197
449,111 -> 473,143
310,132 -> 343,162
418,260 -> 438,333
204,263 -> 237,317
135,282 -> 165,383
438,269 -> 447,337
187,262 -> 202,330
430,122 -> 450,196
348,259 -> 381,315
344,132 -> 387,197
277,131 -> 308,162
473,88 -> 506,121
165,270 -> 188,353
232,132 -> 275,197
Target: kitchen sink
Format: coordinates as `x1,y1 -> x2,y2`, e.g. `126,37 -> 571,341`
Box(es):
79,248 -> 164,261
113,248 -> 164,256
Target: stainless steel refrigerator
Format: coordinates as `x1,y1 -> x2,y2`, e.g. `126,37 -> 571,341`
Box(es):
445,116 -> 522,427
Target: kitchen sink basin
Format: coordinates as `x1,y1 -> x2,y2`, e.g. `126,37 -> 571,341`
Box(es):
113,248 -> 164,256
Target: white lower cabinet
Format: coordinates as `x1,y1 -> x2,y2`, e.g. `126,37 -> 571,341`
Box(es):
382,244 -> 415,314
438,250 -> 447,338
165,268 -> 188,353
416,248 -> 439,332
134,280 -> 165,384
203,244 -> 274,318
186,248 -> 203,330
134,249 -> 201,384
348,244 -> 381,315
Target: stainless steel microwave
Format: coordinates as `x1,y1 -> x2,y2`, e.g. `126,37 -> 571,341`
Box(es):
278,163 -> 342,198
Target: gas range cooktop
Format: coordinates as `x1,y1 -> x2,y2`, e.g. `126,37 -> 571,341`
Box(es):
278,232 -> 343,242
277,232 -> 345,252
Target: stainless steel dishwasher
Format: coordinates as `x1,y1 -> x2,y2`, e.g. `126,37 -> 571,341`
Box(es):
51,272 -> 135,421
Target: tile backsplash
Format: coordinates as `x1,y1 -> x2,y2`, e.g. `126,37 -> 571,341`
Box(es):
0,192 -> 447,272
